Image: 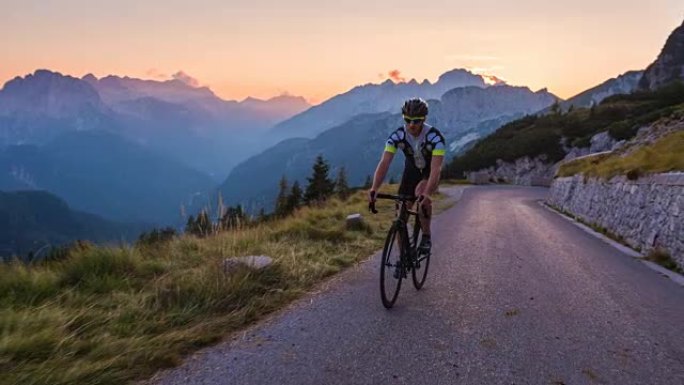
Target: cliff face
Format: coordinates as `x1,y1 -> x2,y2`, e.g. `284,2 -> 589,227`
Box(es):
639,20 -> 684,91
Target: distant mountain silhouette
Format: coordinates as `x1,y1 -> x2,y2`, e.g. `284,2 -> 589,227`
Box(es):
0,190 -> 144,260
0,70 -> 311,178
556,70 -> 643,111
270,68 -> 491,140
0,130 -> 214,224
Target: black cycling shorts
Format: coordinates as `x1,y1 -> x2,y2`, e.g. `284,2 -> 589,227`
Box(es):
398,166 -> 429,196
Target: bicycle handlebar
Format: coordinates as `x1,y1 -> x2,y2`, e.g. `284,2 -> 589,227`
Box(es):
368,193 -> 417,214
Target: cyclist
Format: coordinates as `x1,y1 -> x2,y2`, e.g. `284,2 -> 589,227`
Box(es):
368,97 -> 446,253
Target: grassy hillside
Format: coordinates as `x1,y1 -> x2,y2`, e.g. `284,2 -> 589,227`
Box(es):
0,185 -> 455,385
443,82 -> 684,178
557,130 -> 684,178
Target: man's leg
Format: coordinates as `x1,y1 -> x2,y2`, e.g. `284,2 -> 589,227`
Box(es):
415,180 -> 435,252
414,180 -> 434,235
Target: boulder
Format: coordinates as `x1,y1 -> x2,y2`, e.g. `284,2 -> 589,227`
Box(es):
223,255 -> 273,274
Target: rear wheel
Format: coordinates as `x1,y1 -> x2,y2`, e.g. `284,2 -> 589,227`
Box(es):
380,223 -> 404,308
411,215 -> 430,290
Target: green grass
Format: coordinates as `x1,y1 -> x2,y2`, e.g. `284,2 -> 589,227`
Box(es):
645,249 -> 684,274
0,185 -> 451,385
558,130 -> 684,178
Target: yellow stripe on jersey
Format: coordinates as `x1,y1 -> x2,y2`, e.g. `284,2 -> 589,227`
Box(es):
384,144 -> 397,153
432,149 -> 446,156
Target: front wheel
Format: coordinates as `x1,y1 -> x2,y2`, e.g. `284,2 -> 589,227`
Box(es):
411,215 -> 430,290
380,223 -> 404,308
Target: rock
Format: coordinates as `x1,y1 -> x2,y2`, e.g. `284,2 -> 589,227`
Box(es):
590,131 -> 617,153
467,172 -> 490,185
223,255 -> 273,274
638,20 -> 684,91
469,155 -> 557,186
346,213 -> 367,231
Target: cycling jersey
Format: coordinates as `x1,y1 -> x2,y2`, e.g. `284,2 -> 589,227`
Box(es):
384,124 -> 446,195
384,124 -> 446,173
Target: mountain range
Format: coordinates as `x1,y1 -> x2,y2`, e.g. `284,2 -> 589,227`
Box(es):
0,130 -> 214,224
3,33 -> 678,245
557,70 -> 643,111
0,70 -> 311,178
270,69 -> 493,140
0,190 -> 141,259
217,83 -> 558,212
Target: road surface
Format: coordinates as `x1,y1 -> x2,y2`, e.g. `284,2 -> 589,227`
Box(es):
148,186 -> 684,385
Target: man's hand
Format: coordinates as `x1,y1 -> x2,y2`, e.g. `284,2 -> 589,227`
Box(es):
368,190 -> 377,213
417,194 -> 432,217
417,194 -> 431,205
368,190 -> 377,204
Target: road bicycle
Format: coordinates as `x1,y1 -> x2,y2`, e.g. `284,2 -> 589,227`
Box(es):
369,193 -> 431,308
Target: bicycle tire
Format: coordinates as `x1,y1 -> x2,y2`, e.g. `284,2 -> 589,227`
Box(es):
380,223 -> 403,308
411,212 -> 430,290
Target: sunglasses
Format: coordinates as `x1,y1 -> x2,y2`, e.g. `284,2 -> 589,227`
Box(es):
403,116 -> 425,124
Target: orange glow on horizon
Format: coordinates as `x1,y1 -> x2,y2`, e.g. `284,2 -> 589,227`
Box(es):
0,1 -> 681,105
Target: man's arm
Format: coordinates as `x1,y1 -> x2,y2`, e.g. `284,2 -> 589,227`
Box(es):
424,155 -> 444,196
370,151 -> 394,192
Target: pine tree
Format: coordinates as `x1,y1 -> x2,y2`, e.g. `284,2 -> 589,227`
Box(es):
195,210 -> 212,237
275,175 -> 289,217
286,181 -> 303,213
334,166 -> 350,200
550,99 -> 561,115
304,155 -> 335,204
257,208 -> 266,222
363,174 -> 372,189
221,205 -> 247,230
185,215 -> 196,235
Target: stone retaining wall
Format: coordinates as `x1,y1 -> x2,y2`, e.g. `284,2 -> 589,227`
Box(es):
547,173 -> 684,268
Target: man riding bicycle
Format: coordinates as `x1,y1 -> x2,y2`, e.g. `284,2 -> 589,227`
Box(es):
368,97 -> 446,253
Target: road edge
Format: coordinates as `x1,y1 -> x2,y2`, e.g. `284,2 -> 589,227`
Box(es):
538,200 -> 684,287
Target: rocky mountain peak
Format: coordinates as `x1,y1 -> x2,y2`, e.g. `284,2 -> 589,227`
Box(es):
639,20 -> 684,90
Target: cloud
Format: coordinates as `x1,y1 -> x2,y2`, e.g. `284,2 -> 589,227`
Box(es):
172,71 -> 200,87
466,65 -> 506,74
388,69 -> 406,83
145,68 -> 168,80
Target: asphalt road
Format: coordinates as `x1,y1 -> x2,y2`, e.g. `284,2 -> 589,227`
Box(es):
148,186 -> 684,385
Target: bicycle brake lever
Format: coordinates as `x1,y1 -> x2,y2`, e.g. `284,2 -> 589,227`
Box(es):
369,202 -> 378,214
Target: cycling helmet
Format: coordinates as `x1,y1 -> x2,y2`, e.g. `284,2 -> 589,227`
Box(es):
401,98 -> 429,117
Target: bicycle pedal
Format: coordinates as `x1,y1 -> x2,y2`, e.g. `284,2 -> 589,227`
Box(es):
393,265 -> 407,279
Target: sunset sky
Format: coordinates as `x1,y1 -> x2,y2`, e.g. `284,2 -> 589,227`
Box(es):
2,0 -> 683,104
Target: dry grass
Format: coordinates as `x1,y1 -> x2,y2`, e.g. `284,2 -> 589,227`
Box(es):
645,249 -> 683,274
0,185 -> 452,385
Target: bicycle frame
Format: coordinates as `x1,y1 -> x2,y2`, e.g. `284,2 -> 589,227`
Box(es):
372,193 -> 420,268
394,200 -> 417,265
